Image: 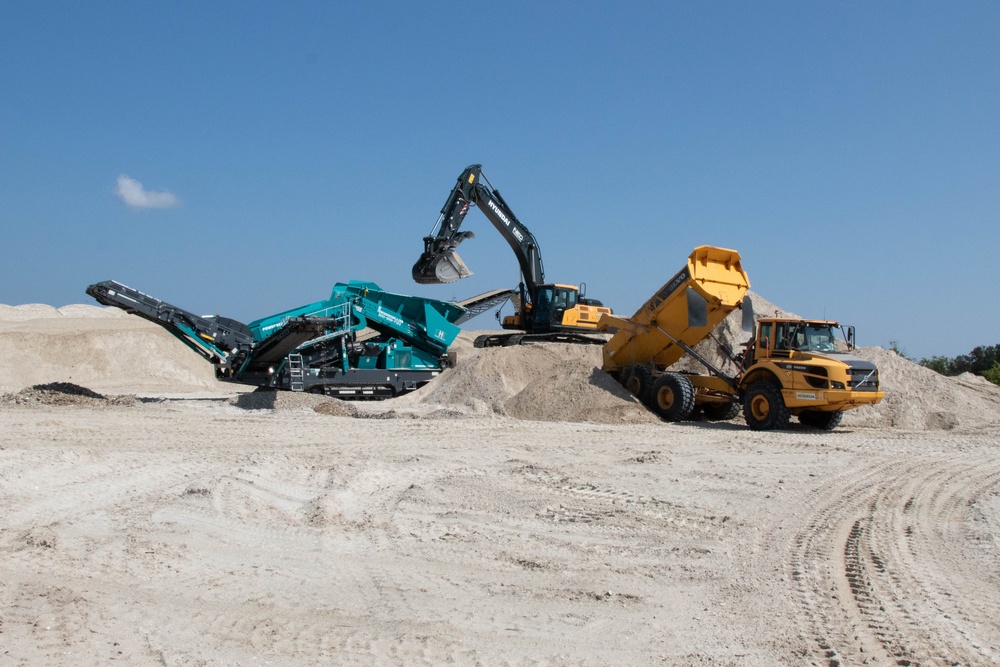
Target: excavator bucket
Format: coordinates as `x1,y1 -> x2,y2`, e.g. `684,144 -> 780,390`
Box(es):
412,249 -> 473,284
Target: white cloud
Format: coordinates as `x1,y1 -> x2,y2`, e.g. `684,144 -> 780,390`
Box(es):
115,174 -> 181,209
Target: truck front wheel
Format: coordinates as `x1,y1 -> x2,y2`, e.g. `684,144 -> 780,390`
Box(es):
743,380 -> 791,431
649,373 -> 695,422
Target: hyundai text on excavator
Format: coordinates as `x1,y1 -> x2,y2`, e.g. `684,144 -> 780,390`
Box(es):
412,164 -> 611,347
599,246 -> 884,430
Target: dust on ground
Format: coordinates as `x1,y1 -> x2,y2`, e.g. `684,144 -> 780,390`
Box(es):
3,298 -> 1000,666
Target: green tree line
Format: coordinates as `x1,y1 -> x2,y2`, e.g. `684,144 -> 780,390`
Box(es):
919,344 -> 1000,385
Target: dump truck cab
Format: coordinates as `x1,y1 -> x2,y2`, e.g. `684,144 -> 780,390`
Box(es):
742,317 -> 883,427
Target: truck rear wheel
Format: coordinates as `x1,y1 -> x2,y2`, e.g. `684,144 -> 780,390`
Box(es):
703,401 -> 740,421
649,373 -> 695,422
799,410 -> 844,430
743,380 -> 790,431
622,365 -> 654,403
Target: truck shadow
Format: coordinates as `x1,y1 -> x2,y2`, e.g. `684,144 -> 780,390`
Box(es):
671,417 -> 855,434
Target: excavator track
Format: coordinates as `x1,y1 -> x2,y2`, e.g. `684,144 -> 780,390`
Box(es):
473,331 -> 608,348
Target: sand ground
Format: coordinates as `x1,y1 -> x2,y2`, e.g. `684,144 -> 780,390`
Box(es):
2,305 -> 999,666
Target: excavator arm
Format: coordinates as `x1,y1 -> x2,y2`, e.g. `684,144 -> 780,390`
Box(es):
412,164 -> 545,302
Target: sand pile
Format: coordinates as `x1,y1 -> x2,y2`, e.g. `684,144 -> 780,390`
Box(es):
232,387 -> 357,417
394,333 -> 658,424
843,346 -> 1000,431
0,304 -> 222,394
0,303 -> 129,321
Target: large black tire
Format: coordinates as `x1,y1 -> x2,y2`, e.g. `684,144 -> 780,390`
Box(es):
742,380 -> 791,431
648,373 -> 696,422
622,365 -> 654,403
702,401 -> 741,422
798,410 -> 844,431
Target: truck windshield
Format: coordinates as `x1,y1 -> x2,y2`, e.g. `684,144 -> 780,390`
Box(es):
790,324 -> 838,352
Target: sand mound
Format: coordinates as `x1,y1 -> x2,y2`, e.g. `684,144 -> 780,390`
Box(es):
0,303 -> 125,321
394,333 -> 659,424
843,347 -> 1000,431
505,365 -> 658,423
0,307 -> 223,394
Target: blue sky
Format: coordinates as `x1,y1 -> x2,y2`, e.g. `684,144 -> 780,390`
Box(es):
2,2 -> 997,360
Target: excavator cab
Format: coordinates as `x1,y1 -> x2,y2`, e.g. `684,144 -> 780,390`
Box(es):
530,284 -> 611,330
533,284 -> 578,326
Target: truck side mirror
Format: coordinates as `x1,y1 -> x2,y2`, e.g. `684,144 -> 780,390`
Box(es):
579,282 -> 587,298
847,326 -> 856,350
740,296 -> 754,332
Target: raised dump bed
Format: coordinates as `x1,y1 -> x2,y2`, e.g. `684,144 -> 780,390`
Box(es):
599,245 -> 750,372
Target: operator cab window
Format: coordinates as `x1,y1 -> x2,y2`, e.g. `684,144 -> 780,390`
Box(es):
759,322 -> 772,348
558,288 -> 577,309
534,287 -> 556,324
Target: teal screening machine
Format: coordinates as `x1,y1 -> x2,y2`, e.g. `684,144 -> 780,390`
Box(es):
86,279 -> 476,398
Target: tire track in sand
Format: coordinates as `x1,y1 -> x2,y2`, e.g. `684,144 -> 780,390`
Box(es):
787,451 -> 1000,666
857,457 -> 1000,665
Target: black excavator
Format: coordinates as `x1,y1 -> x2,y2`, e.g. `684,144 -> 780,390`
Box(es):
412,164 -> 611,347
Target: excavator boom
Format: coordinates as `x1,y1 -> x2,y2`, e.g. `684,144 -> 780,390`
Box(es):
413,164 -> 544,298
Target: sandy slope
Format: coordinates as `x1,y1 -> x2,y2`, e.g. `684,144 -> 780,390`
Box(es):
0,305 -> 218,395
2,303 -> 1000,666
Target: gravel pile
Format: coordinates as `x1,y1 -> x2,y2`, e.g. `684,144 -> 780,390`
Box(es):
0,382 -> 138,407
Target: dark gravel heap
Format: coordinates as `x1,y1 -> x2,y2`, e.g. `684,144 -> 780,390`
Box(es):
0,382 -> 138,407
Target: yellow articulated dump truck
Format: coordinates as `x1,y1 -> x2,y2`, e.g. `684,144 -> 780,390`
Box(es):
598,246 -> 884,430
